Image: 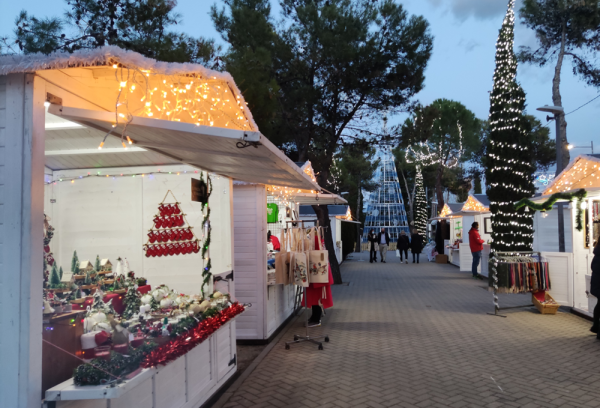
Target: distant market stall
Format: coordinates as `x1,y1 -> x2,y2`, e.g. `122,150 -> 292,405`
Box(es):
0,46 -> 320,408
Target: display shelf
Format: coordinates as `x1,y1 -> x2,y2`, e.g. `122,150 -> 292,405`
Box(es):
46,320 -> 237,405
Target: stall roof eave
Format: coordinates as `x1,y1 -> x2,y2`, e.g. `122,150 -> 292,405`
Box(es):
292,192 -> 347,205
48,105 -> 320,190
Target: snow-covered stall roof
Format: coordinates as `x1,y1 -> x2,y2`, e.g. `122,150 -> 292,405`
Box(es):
542,154 -> 600,195
1,47 -> 321,190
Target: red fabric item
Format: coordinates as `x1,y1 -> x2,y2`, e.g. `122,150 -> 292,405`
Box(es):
94,330 -> 110,346
270,236 -> 281,251
533,291 -> 546,302
304,235 -> 333,309
468,228 -> 484,252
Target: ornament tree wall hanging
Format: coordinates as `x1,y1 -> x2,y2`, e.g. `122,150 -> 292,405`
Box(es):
414,166 -> 428,235
143,190 -> 200,257
484,0 -> 535,252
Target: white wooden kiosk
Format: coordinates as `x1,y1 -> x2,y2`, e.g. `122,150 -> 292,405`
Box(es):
0,47 -> 320,408
436,203 -> 464,265
233,161 -> 346,342
444,195 -> 493,276
530,154 -> 600,313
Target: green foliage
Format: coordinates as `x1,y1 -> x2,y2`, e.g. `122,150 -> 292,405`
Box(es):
71,251 -> 79,274
398,99 -> 483,210
122,287 -> 141,320
73,341 -> 156,386
95,255 -> 101,272
486,0 -> 536,252
59,266 -> 64,280
518,0 -> 600,87
514,188 -> 587,230
50,263 -> 61,287
8,0 -> 219,65
213,0 -> 433,180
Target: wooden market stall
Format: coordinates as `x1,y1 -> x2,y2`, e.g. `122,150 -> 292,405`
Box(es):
0,46 -> 320,408
530,154 -> 600,313
233,161 -> 346,342
299,204 -> 351,265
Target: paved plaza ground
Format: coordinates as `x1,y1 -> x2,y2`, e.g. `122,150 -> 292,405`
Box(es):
220,252 -> 600,408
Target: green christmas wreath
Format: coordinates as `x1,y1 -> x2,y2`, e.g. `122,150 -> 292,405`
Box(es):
514,189 -> 587,231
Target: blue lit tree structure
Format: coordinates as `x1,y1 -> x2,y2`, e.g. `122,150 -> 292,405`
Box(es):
362,146 -> 410,243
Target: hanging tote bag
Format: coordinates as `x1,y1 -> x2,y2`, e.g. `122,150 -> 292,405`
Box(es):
274,228 -> 290,285
309,227 -> 329,283
290,228 -> 309,287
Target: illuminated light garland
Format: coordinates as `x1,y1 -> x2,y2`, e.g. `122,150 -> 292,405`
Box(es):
414,166 -> 428,235
43,169 -> 201,185
485,0 -> 535,254
461,196 -> 489,212
439,204 -> 453,218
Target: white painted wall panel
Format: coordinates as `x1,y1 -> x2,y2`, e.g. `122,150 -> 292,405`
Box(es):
232,184 -> 265,339
186,340 -> 214,402
543,252 -> 573,306
533,206 -> 573,253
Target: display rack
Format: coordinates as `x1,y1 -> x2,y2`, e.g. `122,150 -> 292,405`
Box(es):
283,221 -> 330,350
487,251 -> 540,318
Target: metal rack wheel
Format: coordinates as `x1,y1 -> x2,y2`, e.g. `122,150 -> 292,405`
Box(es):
318,344 -> 324,350
324,336 -> 330,342
294,335 -> 298,341
285,344 -> 290,350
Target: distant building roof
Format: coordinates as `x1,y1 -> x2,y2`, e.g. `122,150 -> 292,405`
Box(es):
472,194 -> 490,208
299,205 -> 349,216
448,203 -> 464,213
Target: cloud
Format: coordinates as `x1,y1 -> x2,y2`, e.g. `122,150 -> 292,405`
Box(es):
457,38 -> 481,52
428,0 -> 524,22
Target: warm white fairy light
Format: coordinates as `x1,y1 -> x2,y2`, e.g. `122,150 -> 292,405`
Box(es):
414,166 -> 428,235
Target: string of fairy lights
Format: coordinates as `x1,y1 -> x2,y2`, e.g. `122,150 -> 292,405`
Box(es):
486,0 -> 535,252
413,166 -> 428,235
405,121 -> 464,169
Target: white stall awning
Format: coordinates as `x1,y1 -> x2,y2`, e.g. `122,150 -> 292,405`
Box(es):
47,105 -> 320,191
291,192 -> 347,205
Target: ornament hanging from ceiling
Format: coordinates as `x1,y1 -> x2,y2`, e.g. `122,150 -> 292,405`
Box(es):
143,190 -> 200,257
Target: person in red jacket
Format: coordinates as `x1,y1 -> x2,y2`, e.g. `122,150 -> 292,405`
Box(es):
468,222 -> 485,279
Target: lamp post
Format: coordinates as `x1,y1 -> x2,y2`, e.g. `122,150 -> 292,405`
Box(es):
536,105 -> 566,252
567,142 -> 594,154
536,105 -> 566,176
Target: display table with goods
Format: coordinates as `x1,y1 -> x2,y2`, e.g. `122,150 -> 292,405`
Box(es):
46,285 -> 244,405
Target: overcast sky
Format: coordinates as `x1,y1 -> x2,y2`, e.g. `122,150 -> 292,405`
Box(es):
1,0 -> 598,162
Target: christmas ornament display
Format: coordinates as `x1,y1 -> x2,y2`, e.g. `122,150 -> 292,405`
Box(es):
143,190 -> 200,258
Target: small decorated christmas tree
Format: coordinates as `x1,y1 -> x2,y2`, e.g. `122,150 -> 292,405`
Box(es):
150,296 -> 160,311
91,291 -> 105,311
94,255 -> 101,272
122,287 -> 141,319
71,250 -> 79,274
59,266 -> 64,280
50,263 -> 61,288
414,166 -> 428,236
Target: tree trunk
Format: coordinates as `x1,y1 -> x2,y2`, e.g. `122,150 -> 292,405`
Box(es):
312,204 -> 342,284
435,164 -> 445,214
355,177 -> 361,252
552,21 -> 570,175
399,168 -> 414,224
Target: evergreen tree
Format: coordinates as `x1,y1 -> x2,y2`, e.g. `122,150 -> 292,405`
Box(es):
413,166 -> 428,236
95,255 -> 101,272
50,263 -> 61,287
485,0 -> 535,252
71,250 -> 79,274
122,287 -> 141,319
59,266 -> 64,280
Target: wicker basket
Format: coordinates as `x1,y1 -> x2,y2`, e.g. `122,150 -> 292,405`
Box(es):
532,292 -> 560,315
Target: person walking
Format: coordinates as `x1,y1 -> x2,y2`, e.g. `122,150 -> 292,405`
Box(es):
410,229 -> 423,263
589,241 -> 600,338
468,222 -> 485,279
378,228 -> 390,263
398,230 -> 410,264
368,229 -> 378,263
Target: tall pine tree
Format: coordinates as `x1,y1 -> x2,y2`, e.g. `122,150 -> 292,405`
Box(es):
485,0 -> 535,252
413,166 -> 428,236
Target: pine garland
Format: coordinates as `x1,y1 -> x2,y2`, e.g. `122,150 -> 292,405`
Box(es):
514,189 -> 587,231
201,174 -> 213,297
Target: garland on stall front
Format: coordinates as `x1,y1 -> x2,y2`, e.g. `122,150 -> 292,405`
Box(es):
514,189 -> 587,231
141,303 -> 244,367
201,173 -> 213,296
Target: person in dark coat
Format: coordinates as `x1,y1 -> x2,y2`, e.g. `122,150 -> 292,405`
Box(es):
397,230 -> 410,264
590,241 -> 600,338
368,229 -> 378,263
410,229 -> 423,264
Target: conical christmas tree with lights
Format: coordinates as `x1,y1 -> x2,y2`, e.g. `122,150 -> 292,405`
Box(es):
485,0 -> 535,252
413,166 -> 428,236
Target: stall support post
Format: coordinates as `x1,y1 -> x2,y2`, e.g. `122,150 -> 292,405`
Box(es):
558,203 -> 565,252
0,74 -> 45,407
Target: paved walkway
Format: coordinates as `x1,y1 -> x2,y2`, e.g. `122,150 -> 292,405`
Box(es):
224,252 -> 600,408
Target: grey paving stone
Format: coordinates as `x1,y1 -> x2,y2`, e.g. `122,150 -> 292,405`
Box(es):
222,252 -> 600,408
